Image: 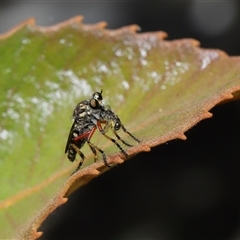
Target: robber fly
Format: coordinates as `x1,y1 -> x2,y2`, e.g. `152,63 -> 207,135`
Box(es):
65,91 -> 140,174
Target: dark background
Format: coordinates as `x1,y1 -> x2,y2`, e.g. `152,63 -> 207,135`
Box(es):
1,1 -> 240,239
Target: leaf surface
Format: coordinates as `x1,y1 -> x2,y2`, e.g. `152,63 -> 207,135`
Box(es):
0,16 -> 240,239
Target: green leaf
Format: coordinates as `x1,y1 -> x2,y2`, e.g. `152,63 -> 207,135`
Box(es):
0,16 -> 240,239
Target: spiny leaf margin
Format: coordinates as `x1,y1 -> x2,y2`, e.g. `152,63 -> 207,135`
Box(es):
1,16 -> 239,239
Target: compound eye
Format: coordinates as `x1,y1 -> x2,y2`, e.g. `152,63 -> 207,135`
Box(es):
90,99 -> 100,109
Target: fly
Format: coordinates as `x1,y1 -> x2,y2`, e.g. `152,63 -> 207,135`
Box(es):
65,91 -> 140,174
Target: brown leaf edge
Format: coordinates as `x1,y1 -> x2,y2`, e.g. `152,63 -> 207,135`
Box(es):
2,16 -> 237,239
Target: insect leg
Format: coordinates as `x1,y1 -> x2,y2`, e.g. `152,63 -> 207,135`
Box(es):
113,131 -> 133,147
89,144 -> 98,163
121,124 -> 141,143
87,141 -> 110,167
97,121 -> 128,158
86,125 -> 110,167
70,143 -> 86,174
86,126 -> 98,163
103,122 -> 110,133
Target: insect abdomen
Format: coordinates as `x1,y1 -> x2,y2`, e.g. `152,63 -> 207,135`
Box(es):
67,146 -> 77,162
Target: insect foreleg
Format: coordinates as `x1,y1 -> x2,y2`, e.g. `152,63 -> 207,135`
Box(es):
113,131 -> 133,147
103,122 -> 110,133
84,125 -> 110,167
121,125 -> 140,143
96,121 -> 128,158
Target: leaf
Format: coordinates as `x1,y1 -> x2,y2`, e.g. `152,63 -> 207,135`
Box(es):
0,16 -> 240,239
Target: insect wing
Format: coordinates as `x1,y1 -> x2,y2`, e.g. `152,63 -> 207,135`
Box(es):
65,120 -> 76,153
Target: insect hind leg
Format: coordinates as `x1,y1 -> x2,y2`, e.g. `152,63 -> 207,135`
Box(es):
87,141 -> 111,167
88,144 -> 98,163
70,143 -> 86,174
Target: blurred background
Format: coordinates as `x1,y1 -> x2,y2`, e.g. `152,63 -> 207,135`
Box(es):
1,1 -> 240,55
1,1 -> 240,239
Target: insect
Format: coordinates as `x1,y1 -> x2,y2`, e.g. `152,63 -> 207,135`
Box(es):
65,91 -> 140,174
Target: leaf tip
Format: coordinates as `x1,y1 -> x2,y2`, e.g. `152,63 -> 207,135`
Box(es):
204,112 -> 213,119
139,143 -> 151,152
126,24 -> 141,33
140,31 -> 168,41
0,18 -> 35,39
36,15 -> 84,32
93,21 -> 108,29
113,155 -> 125,164
178,133 -> 187,140
35,231 -> 43,239
19,229 -> 43,240
61,197 -> 68,204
